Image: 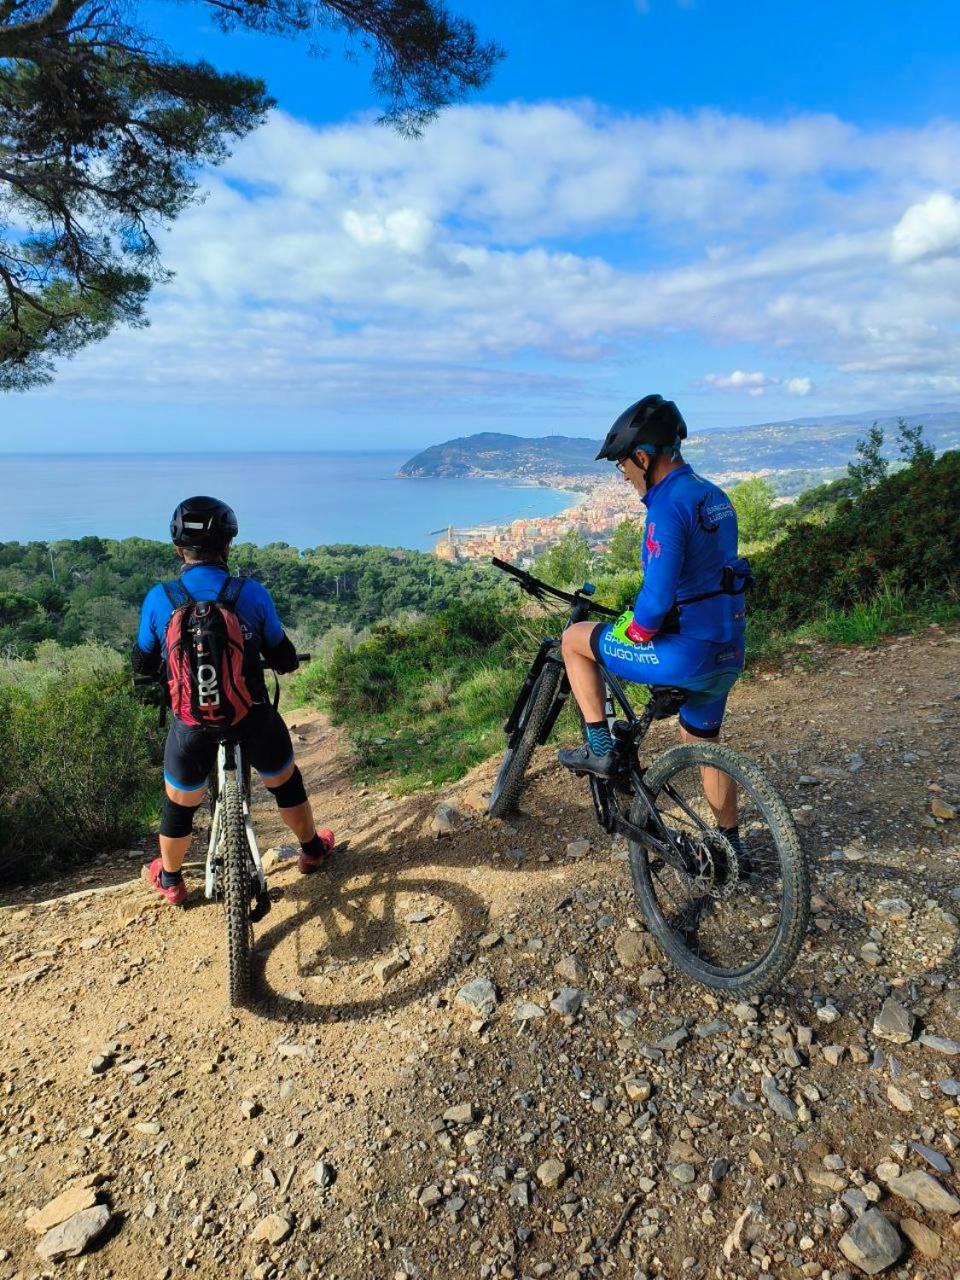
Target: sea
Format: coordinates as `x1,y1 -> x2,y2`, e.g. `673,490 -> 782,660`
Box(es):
0,452 -> 573,551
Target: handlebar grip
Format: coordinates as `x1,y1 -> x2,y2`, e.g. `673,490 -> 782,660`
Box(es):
296,653 -> 311,663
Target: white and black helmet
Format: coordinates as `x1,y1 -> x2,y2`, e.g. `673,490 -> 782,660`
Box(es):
596,394 -> 687,463
170,496 -> 238,550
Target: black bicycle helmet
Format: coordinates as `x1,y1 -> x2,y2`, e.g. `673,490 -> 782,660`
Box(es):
170,496 -> 239,550
596,394 -> 688,462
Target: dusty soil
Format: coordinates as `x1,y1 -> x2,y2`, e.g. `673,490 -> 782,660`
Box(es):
1,626 -> 959,1280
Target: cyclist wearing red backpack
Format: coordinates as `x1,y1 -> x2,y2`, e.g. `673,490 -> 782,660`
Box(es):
132,496 -> 335,906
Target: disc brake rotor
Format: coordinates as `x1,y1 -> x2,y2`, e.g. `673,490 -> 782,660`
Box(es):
675,830 -> 741,899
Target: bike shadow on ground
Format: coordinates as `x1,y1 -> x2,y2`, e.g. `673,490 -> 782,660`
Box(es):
250,772 -> 571,1026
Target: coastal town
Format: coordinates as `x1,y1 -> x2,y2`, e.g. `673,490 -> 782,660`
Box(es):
433,474 -> 635,563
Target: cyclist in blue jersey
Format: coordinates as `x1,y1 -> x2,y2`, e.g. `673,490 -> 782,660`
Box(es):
132,496 -> 335,906
558,396 -> 751,850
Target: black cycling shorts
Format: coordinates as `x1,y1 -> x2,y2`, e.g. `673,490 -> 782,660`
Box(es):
163,702 -> 294,793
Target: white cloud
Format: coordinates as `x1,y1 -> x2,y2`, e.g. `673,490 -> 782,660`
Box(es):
36,102 -> 960,414
890,192 -> 960,264
705,371 -> 772,397
704,371 -> 814,398
785,376 -> 813,396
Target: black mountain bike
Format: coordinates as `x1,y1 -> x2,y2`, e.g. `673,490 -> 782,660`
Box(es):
488,559 -> 809,994
136,656 -> 308,1008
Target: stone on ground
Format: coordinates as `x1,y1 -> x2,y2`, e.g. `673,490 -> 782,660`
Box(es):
536,1157 -> 567,1189
454,977 -> 498,1019
899,1218 -> 941,1258
838,1209 -> 904,1275
249,1213 -> 293,1245
35,1206 -> 112,1261
872,998 -> 914,1044
26,1185 -> 98,1235
886,1169 -> 960,1214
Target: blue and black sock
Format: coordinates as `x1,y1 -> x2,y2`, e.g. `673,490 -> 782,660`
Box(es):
160,868 -> 183,889
585,721 -> 613,756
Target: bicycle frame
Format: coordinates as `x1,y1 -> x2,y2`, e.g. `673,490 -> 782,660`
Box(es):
492,557 -> 698,877
205,742 -> 267,902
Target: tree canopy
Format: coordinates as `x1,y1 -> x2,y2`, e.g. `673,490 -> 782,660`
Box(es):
0,0 -> 502,391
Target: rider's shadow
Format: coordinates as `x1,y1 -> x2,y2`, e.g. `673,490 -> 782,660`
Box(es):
250,789 -> 568,1025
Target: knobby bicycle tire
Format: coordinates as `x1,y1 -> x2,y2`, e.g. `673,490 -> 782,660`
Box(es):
628,741 -> 809,994
222,769 -> 253,1008
488,663 -> 563,818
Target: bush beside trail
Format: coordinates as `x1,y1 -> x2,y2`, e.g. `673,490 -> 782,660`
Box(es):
0,645 -> 162,884
751,449 -> 959,629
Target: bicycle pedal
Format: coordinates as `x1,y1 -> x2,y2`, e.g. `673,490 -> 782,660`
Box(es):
249,892 -> 272,924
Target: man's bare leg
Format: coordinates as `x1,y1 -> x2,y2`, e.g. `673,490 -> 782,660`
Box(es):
679,726 -> 738,827
561,622 -> 606,721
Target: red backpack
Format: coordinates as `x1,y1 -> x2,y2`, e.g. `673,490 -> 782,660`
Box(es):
162,577 -> 253,729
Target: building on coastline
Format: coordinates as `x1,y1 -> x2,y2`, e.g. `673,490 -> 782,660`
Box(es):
433,476 -> 638,563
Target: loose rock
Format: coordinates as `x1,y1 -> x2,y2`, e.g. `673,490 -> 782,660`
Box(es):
249,1213 -> 293,1245
872,998 -> 914,1045
454,977 -> 498,1019
886,1169 -> 960,1214
838,1209 -> 903,1275
26,1186 -> 98,1235
36,1206 -> 112,1262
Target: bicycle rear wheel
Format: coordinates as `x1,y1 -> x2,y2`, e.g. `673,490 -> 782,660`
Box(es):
221,767 -> 253,1008
628,742 -> 809,994
488,663 -> 562,818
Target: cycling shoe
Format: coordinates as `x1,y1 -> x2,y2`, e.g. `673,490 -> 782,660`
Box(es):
557,743 -> 617,779
147,856 -> 187,907
298,829 -> 336,875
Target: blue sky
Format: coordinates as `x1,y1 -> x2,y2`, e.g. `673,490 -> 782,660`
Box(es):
4,0 -> 960,451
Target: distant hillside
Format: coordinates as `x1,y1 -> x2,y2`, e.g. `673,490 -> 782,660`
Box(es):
398,432 -> 606,479
400,411 -> 960,494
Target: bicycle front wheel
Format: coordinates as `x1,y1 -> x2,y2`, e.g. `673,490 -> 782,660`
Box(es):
221,768 -> 253,1008
628,742 -> 809,994
488,663 -> 562,818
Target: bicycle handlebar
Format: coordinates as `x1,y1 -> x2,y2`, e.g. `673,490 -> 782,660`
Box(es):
491,557 -> 618,618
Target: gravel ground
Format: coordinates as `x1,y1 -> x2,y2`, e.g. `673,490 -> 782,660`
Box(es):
1,625 -> 958,1280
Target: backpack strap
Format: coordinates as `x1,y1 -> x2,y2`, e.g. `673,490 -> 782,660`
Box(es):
162,580 -> 194,609
215,575 -> 247,610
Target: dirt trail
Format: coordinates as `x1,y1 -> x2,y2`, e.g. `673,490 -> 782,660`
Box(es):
1,627 -> 959,1280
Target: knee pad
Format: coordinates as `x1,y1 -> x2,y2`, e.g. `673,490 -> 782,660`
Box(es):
160,795 -> 198,839
268,766 -> 307,810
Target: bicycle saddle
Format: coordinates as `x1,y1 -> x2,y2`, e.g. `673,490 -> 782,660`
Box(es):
647,686 -> 689,720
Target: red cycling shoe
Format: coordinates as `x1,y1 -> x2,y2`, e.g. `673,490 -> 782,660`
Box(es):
298,830 -> 335,875
148,856 -> 188,907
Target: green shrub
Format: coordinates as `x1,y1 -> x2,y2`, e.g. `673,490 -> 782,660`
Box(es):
752,450 -> 960,629
0,649 -> 163,883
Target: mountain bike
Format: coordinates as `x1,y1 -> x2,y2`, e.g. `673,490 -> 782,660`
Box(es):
135,655 -> 309,1008
489,558 -> 809,994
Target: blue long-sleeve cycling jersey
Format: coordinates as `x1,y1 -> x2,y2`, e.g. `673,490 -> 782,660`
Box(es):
135,564 -> 285,660
631,464 -> 745,643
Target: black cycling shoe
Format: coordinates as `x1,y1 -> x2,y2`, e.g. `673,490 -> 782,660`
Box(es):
557,743 -> 617,779
719,829 -> 753,878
